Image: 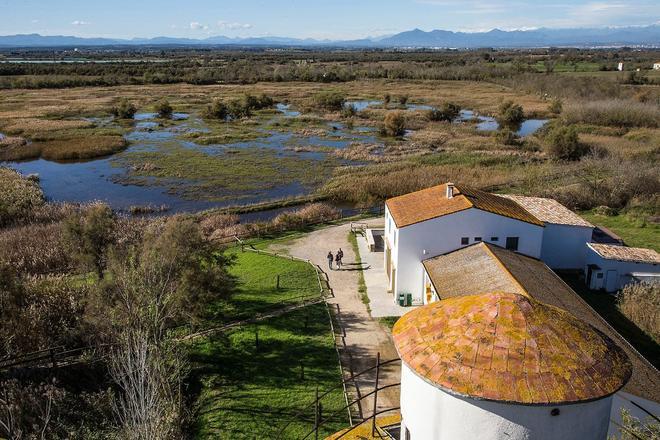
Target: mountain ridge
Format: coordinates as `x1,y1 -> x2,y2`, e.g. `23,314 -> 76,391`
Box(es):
1,25 -> 658,48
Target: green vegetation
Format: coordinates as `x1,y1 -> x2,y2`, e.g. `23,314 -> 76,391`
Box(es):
563,99 -> 659,128
580,209 -> 659,251
378,316 -> 399,330
497,100 -> 524,127
382,111 -> 406,137
347,231 -> 369,309
189,248 -> 345,439
155,98 -> 173,118
111,97 -> 137,119
618,283 -> 659,344
545,125 -> 588,161
427,102 -> 461,122
0,167 -> 44,227
314,90 -> 346,111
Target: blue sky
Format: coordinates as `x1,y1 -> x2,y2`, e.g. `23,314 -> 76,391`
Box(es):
2,0 -> 659,39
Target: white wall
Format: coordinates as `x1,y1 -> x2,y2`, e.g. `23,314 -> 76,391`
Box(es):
394,208 -> 543,303
541,224 -> 593,269
609,391 -> 660,438
585,247 -> 660,292
400,363 -> 613,440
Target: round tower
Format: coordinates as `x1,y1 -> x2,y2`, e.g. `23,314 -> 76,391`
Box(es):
392,292 -> 632,440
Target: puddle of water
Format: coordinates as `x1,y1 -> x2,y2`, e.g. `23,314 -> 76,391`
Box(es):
345,100 -> 434,112
276,103 -> 301,117
457,110 -> 547,136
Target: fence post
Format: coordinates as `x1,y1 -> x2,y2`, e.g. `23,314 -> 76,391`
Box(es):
314,386 -> 320,440
371,352 -> 380,437
276,275 -> 280,290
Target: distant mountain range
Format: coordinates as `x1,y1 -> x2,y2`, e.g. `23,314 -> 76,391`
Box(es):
1,25 -> 658,49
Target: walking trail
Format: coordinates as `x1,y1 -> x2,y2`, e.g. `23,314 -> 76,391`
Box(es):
270,219 -> 401,419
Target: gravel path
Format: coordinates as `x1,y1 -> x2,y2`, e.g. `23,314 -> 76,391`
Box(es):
269,219 -> 401,419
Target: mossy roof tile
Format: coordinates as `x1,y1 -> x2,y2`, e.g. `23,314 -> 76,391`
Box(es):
392,292 -> 632,405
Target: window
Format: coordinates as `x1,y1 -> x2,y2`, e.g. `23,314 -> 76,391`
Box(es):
596,273 -> 604,279
505,237 -> 519,251
474,237 -> 482,242
490,236 -> 499,242
461,237 -> 469,245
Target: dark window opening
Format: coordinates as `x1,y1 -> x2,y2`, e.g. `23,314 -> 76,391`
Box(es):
474,237 -> 482,242
596,273 -> 604,279
461,237 -> 469,245
505,237 -> 519,251
490,236 -> 499,242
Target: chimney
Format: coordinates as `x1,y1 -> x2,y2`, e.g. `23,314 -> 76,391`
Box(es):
446,183 -> 455,199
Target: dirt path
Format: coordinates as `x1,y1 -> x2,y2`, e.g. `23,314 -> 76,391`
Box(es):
270,219 -> 400,419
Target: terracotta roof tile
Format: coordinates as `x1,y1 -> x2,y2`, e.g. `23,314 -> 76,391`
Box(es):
587,243 -> 660,264
501,195 -> 594,227
392,292 -> 632,405
386,183 -> 543,228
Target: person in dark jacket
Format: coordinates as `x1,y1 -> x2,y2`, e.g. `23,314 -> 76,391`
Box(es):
327,251 -> 334,270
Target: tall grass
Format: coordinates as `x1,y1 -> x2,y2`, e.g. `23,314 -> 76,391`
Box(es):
0,222 -> 71,275
618,282 -> 660,343
563,100 -> 659,128
0,167 -> 44,227
39,135 -> 128,161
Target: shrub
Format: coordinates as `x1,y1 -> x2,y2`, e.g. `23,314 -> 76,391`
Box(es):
228,99 -> 251,119
563,99 -> 659,128
271,203 -> 341,230
341,104 -> 357,118
382,111 -> 406,137
383,93 -> 391,106
203,98 -> 229,120
545,125 -> 588,160
0,222 -> 71,275
398,95 -> 409,106
548,98 -> 563,115
62,203 -> 115,278
155,99 -> 173,118
111,98 -> 137,119
0,167 -> 44,227
428,102 -> 461,122
314,91 -> 346,111
497,100 -> 525,127
496,128 -> 520,146
243,93 -> 274,111
618,282 -> 659,343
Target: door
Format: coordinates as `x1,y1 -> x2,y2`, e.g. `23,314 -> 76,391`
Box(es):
385,245 -> 391,279
605,270 -> 618,292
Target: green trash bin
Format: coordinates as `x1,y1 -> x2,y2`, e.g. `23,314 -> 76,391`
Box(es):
406,293 -> 413,306
398,293 -> 405,306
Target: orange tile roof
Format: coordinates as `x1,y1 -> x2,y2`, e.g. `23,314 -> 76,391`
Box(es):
588,243 -> 660,264
501,195 -> 594,228
386,184 -> 543,228
392,292 -> 632,405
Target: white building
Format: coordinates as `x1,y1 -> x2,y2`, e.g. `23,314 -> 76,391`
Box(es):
653,62 -> 660,70
393,292 -> 633,440
502,195 -> 594,269
585,243 -> 660,292
383,183 -> 593,305
618,62 -> 624,71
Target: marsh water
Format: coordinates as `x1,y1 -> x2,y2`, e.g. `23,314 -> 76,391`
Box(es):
3,102 -> 547,215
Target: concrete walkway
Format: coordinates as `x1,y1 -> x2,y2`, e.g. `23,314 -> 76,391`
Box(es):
355,231 -> 409,318
268,218 -> 400,419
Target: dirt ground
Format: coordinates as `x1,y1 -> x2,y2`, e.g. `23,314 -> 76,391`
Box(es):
269,218 -> 401,419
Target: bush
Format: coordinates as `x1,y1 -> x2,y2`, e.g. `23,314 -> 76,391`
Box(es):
563,99 -> 659,128
0,222 -> 71,275
271,203 -> 341,230
548,98 -> 563,115
383,93 -> 391,106
545,125 -> 589,160
111,98 -> 137,119
243,93 -> 274,111
341,104 -> 357,118
62,203 -> 115,278
497,100 -> 525,127
0,167 -> 44,227
428,102 -> 461,122
496,128 -> 520,146
203,98 -> 229,120
228,99 -> 251,119
398,95 -> 409,106
155,99 -> 173,118
618,282 -> 659,343
382,111 -> 406,137
314,91 -> 346,111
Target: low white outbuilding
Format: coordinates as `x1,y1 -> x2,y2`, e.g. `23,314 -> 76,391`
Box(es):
393,292 -> 633,440
585,243 -> 660,292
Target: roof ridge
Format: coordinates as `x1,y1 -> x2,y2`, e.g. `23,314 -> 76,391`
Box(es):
482,243 -> 531,299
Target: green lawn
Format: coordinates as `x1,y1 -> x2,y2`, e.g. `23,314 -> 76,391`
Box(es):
207,248 -> 322,323
580,210 -> 659,251
189,249 -> 348,439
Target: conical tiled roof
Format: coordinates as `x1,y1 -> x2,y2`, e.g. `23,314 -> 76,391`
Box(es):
393,292 -> 632,405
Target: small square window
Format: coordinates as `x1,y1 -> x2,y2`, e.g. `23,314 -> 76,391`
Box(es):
596,273 -> 604,279
461,237 -> 469,245
490,236 -> 499,242
506,237 -> 519,251
474,237 -> 482,242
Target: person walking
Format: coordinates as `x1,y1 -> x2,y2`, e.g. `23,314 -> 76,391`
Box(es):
327,251 -> 334,270
335,251 -> 342,270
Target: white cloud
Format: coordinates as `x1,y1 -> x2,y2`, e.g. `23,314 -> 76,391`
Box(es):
190,22 -> 209,30
217,20 -> 253,30
71,20 -> 89,26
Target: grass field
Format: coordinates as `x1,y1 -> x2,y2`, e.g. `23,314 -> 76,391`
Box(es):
580,210 -> 659,251
189,249 -> 348,439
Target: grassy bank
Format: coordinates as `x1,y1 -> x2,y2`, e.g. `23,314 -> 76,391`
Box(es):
580,209 -> 659,251
189,247 -> 347,438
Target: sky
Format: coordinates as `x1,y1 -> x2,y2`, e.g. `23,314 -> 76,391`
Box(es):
2,0 -> 659,40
